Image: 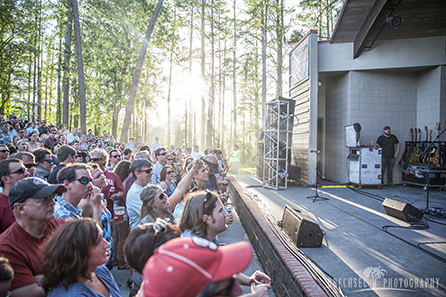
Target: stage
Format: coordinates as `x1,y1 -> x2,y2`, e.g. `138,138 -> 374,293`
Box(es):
231,175 -> 446,297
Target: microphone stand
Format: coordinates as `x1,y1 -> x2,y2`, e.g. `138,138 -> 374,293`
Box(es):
421,125 -> 446,212
307,150 -> 329,202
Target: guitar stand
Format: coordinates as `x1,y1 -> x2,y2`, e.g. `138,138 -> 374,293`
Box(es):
422,125 -> 446,213
307,152 -> 329,202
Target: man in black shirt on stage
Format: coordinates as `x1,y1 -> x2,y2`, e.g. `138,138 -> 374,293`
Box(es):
376,126 -> 400,187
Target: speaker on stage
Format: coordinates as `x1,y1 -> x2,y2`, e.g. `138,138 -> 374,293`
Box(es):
288,165 -> 301,181
282,205 -> 323,248
382,198 -> 423,222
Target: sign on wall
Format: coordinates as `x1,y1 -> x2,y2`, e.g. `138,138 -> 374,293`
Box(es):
290,37 -> 309,87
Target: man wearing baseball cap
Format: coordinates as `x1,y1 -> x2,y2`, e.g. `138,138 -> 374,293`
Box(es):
375,126 -> 400,187
0,177 -> 66,296
142,237 -> 271,297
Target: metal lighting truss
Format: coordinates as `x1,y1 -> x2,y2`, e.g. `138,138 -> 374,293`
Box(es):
263,99 -> 291,190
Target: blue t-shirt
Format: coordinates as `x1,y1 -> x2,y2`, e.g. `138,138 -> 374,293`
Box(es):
48,265 -> 122,297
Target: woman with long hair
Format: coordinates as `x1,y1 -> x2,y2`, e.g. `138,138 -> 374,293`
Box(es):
50,142 -> 61,165
139,159 -> 199,225
41,218 -> 120,296
27,131 -> 41,151
56,133 -> 66,145
159,165 -> 176,197
124,219 -> 180,274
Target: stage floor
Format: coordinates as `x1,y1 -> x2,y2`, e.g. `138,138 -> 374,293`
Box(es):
233,175 -> 446,297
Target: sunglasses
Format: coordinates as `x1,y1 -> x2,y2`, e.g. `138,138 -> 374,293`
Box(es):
139,168 -> 153,174
72,176 -> 92,184
167,158 -> 173,161
158,192 -> 167,200
159,152 -> 167,156
0,150 -> 9,153
9,168 -> 26,175
91,158 -> 103,162
111,155 -> 120,158
24,163 -> 37,168
44,159 -> 53,163
166,171 -> 174,175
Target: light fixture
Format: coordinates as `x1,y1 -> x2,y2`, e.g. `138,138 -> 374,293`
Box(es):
385,15 -> 402,28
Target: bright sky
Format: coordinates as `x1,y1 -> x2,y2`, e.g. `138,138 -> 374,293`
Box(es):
143,0 -> 305,132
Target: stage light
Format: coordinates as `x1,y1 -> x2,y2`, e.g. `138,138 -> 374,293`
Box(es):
385,16 -> 402,28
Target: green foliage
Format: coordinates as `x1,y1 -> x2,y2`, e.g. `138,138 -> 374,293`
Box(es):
297,0 -> 342,40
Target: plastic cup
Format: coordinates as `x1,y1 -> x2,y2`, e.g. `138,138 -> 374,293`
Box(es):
224,203 -> 233,215
114,206 -> 125,223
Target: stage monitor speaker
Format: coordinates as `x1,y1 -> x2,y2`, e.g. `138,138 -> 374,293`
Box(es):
282,205 -> 323,248
382,198 -> 423,222
288,165 -> 301,180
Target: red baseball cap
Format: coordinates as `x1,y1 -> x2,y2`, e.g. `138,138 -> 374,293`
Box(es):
142,237 -> 252,297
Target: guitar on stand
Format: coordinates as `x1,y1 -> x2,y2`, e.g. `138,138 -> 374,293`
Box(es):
418,126 -> 429,163
433,122 -> 441,165
400,128 -> 414,168
410,128 -> 421,163
424,129 -> 433,164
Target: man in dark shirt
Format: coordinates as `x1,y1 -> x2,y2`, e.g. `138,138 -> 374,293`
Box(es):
376,126 -> 400,187
48,145 -> 76,184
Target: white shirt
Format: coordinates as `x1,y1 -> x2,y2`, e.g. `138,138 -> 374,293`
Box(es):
126,182 -> 144,231
151,162 -> 163,185
191,151 -> 204,159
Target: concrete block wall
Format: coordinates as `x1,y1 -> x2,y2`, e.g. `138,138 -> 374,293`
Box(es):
417,67 -> 445,141
324,70 -> 419,184
324,72 -> 351,183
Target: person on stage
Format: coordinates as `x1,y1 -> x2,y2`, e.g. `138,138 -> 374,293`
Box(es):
375,126 -> 400,187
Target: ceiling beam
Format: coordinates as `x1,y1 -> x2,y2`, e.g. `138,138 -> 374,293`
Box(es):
353,0 -> 389,59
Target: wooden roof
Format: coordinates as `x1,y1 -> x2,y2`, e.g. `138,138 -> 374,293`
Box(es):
330,0 -> 446,58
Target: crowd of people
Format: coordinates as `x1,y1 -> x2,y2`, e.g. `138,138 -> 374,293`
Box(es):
0,115 -> 269,297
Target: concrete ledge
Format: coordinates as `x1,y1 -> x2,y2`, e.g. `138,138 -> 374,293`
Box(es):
229,176 -> 327,297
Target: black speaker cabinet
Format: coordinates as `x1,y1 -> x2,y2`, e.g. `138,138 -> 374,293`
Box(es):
382,198 -> 423,222
288,165 -> 301,181
282,205 -> 323,248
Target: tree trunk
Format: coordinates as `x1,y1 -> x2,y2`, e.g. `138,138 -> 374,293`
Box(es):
167,50 -> 173,147
232,0 -> 237,146
188,7 -> 194,146
71,0 -> 87,134
221,38 -> 227,153
167,8 -> 176,148
207,0 -> 214,147
37,0 -> 43,120
200,0 -> 206,149
112,102 -> 120,139
261,1 -> 267,126
57,16 -> 63,127
120,0 -> 164,143
276,0 -> 283,97
62,0 -> 73,127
